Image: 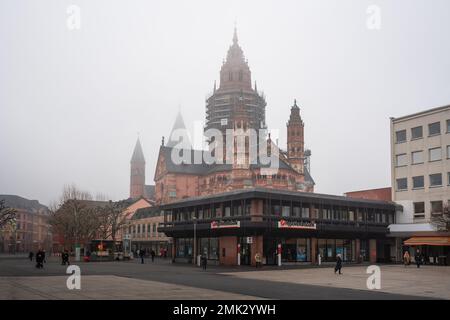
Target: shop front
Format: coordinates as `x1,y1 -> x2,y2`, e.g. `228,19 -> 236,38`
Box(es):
159,188 -> 396,266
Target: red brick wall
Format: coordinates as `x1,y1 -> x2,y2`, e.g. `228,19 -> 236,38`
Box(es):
345,187 -> 391,202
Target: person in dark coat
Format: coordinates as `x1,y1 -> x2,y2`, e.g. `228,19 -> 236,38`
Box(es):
334,254 -> 343,274
201,254 -> 207,270
28,251 -> 34,261
139,249 -> 145,264
35,249 -> 44,269
61,250 -> 70,265
150,250 -> 156,262
415,249 -> 422,268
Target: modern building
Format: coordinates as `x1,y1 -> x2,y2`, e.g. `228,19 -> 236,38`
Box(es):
389,104 -> 450,264
0,195 -> 52,253
159,188 -> 397,266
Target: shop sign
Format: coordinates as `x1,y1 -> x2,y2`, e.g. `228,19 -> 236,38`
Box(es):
210,220 -> 241,229
277,219 -> 316,230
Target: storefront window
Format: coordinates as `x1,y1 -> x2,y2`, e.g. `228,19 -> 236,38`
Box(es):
200,238 -> 219,260
296,239 -> 310,262
282,206 -> 290,217
176,238 -> 193,258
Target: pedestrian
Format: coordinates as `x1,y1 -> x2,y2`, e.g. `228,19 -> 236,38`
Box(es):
255,252 -> 262,268
201,254 -> 207,270
35,249 -> 44,269
61,250 -> 70,266
139,249 -> 145,264
28,251 -> 34,262
415,249 -> 422,268
151,250 -> 156,263
334,254 -> 343,275
403,251 -> 410,267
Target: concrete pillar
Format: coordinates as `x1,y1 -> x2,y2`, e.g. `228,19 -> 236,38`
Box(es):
311,238 -> 317,264
369,239 -> 377,264
250,199 -> 264,222
250,235 -> 263,266
355,239 -> 361,263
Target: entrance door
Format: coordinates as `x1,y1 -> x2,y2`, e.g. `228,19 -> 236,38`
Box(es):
240,244 -> 251,265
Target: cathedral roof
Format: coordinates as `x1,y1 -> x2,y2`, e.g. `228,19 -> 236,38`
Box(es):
131,138 -> 145,163
157,146 -> 299,176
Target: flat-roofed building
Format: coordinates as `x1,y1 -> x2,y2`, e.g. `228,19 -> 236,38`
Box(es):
389,104 -> 450,264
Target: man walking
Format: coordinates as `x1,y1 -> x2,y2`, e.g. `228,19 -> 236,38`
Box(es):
334,254 -> 343,275
139,249 -> 145,264
255,252 -> 262,268
150,249 -> 156,263
415,249 -> 422,268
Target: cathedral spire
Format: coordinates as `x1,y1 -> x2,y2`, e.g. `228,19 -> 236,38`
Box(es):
131,138 -> 145,163
233,25 -> 238,45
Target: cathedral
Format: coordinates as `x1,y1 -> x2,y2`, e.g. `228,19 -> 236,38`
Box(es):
130,28 -> 314,204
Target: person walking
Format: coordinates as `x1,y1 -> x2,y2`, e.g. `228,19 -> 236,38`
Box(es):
403,251 -> 410,267
139,249 -> 145,264
150,250 -> 156,263
255,252 -> 262,268
28,251 -> 34,262
61,250 -> 70,266
334,254 -> 343,275
35,249 -> 44,269
415,249 -> 422,268
201,254 -> 207,270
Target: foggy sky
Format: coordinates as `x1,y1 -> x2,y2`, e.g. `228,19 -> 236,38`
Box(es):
1,0 -> 450,206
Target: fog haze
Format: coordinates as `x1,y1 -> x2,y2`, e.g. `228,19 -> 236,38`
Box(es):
1,0 -> 450,205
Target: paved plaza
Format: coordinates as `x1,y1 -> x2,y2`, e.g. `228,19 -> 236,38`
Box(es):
0,256 -> 448,300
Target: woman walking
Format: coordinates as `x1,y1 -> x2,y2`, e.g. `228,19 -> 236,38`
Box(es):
403,251 -> 410,267
334,254 -> 343,275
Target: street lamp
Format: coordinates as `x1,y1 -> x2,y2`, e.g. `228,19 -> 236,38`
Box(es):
193,216 -> 197,266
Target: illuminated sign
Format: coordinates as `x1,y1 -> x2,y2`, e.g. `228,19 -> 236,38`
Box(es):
277,219 -> 316,230
210,220 -> 240,229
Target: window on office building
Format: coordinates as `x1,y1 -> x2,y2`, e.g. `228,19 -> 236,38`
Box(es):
447,145 -> 450,158
448,172 -> 450,185
413,202 -> 425,218
431,201 -> 443,215
411,126 -> 423,139
429,147 -> 442,161
428,122 -> 441,136
430,173 -> 442,187
412,176 -> 424,189
396,178 -> 407,191
395,130 -> 407,143
447,119 -> 450,133
412,151 -> 424,164
396,154 -> 407,166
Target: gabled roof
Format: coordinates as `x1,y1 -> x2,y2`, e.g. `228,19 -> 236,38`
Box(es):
0,195 -> 48,213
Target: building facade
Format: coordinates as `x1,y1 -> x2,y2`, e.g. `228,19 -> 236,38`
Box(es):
153,29 -> 314,206
0,195 -> 52,253
159,188 -> 396,266
126,206 -> 172,256
389,105 -> 450,264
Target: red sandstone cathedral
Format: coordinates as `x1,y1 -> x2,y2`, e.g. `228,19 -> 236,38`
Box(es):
130,28 -> 314,204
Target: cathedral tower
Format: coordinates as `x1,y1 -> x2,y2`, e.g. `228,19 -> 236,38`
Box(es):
205,27 -> 267,138
130,138 -> 146,199
287,100 -> 305,174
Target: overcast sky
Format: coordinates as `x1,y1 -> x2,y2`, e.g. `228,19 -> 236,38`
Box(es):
1,0 -> 450,206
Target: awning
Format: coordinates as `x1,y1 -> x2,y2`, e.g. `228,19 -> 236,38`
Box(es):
404,237 -> 450,246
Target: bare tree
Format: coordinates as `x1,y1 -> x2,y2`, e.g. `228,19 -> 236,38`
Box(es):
96,200 -> 128,242
0,199 -> 17,229
48,185 -> 99,249
430,203 -> 450,232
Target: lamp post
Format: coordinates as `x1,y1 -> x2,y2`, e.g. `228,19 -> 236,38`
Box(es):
193,216 -> 197,266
